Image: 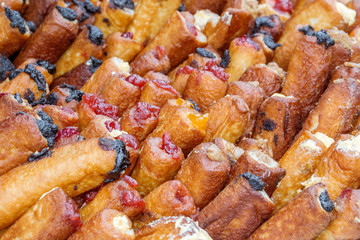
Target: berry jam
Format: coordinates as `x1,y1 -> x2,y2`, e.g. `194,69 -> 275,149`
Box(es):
160,132 -> 181,159
235,35 -> 261,50
176,65 -> 195,77
273,0 -> 293,14
124,74 -> 147,89
121,32 -> 133,39
119,189 -> 145,208
133,102 -> 160,123
186,22 -> 198,36
105,120 -> 122,132
203,60 -> 229,81
64,197 -> 82,231
154,46 -> 166,60
117,133 -> 140,150
121,175 -> 138,188
339,188 -> 353,199
152,79 -> 179,96
0,93 -> 7,98
55,127 -> 79,142
82,93 -> 119,120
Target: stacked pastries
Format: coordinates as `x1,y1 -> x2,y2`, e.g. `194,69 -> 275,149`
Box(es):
0,0 -> 360,239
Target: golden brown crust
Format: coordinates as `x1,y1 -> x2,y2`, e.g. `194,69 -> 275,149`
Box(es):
35,105 -> 79,129
229,150 -> 286,196
198,174 -> 274,240
175,142 -> 230,208
272,131 -> 332,212
133,180 -> 197,228
327,29 -> 353,73
0,8 -> 31,57
183,0 -> 226,14
139,80 -> 180,108
131,136 -> 184,196
204,95 -> 250,143
24,0 -> 57,26
248,183 -> 334,240
55,26 -> 104,78
104,32 -> 142,62
14,5 -> 79,66
281,34 -> 333,119
79,178 -> 145,223
49,85 -> 80,111
0,113 -> 48,176
0,93 -> 33,122
0,188 -> 81,240
1,0 -> 29,11
252,94 -> 302,161
69,209 -> 135,240
296,78 -> 360,139
213,137 -> 244,166
0,138 -> 119,229
183,70 -> 228,112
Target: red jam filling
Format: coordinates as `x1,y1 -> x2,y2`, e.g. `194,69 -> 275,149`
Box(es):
64,198 -> 82,231
234,35 -> 261,50
117,133 -> 140,150
272,0 -> 293,14
176,65 -> 195,77
121,175 -> 138,188
60,106 -> 75,114
125,74 -> 147,89
186,22 -> 198,36
154,46 -> 166,60
121,32 -> 133,39
152,79 -> 179,96
160,132 -> 181,160
203,60 -> 229,81
82,93 -> 119,120
0,93 -> 7,98
105,120 -> 122,132
119,189 -> 145,209
133,102 -> 160,123
55,127 -> 79,142
340,188 -> 353,199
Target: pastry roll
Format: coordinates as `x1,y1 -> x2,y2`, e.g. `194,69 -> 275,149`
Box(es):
316,188 -> 360,240
330,62 -> 360,83
213,137 -> 244,166
0,54 -> 15,82
157,97 -> 201,123
133,180 -> 197,229
132,11 -> 207,69
81,57 -> 130,94
204,95 -> 250,143
198,173 -> 274,240
0,111 -> 55,175
23,0 -> 57,26
127,0 -> 181,44
183,0 -> 226,14
79,176 -> 145,222
120,102 -> 160,142
53,126 -> 84,148
14,5 -> 79,65
140,79 -> 180,108
238,137 -> 271,156
93,0 -> 134,38
77,93 -> 119,130
272,131 -> 333,211
51,57 -> 102,90
183,60 -> 229,111
0,188 -> 81,240
55,25 -> 104,78
149,106 -> 208,155
252,93 -> 302,161
97,75 -> 142,116
175,142 -> 230,208
296,77 -> 360,139
327,29 -> 353,73
0,0 -> 29,11
69,0 -> 99,30
248,183 -> 334,240
251,32 -> 279,62
35,104 -> 79,129
0,61 -> 54,106
225,35 -> 266,83
239,62 -> 284,97
104,32 -> 142,62
251,15 -> 284,42
135,216 -> 211,239
227,81 -> 266,136
68,209 -> 135,240
303,133 -> 360,200
0,93 -> 33,122
48,84 -> 84,111
281,31 -> 334,119
229,151 -> 286,196
0,137 -> 130,229
131,133 -> 185,196
0,7 -> 32,57
257,0 -> 292,22
204,8 -> 253,50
